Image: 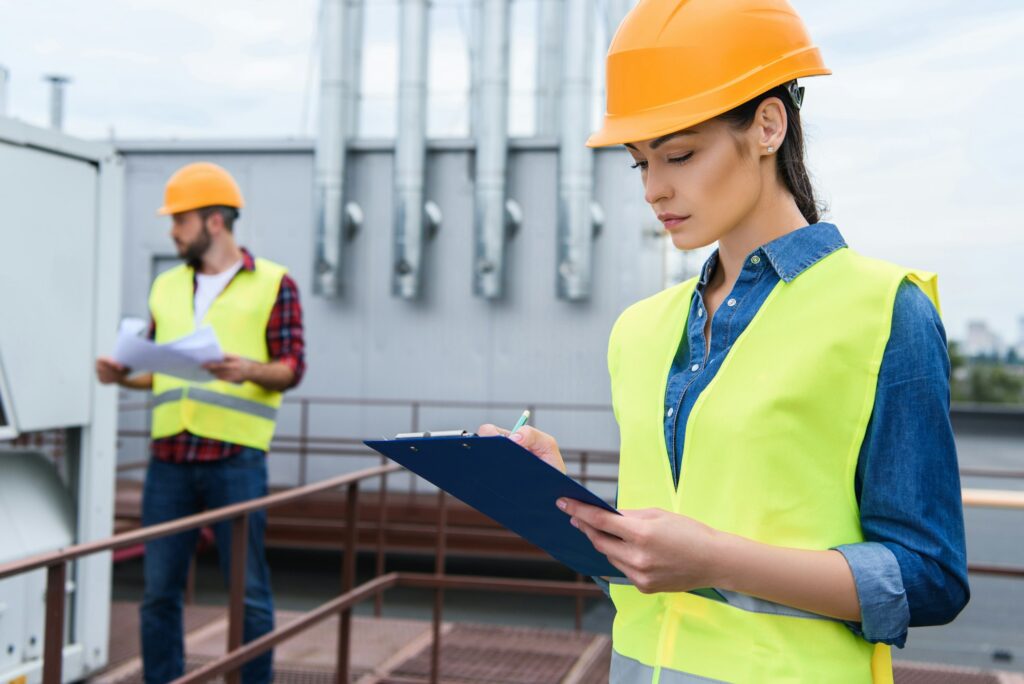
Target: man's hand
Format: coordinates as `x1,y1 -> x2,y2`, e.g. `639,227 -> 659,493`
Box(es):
558,499 -> 721,594
203,354 -> 255,384
96,356 -> 130,385
477,423 -> 567,473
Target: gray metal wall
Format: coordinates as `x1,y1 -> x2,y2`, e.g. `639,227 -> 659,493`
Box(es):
116,138 -> 669,487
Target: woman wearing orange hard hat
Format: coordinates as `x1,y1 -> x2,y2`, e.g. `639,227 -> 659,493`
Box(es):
482,1 -> 968,681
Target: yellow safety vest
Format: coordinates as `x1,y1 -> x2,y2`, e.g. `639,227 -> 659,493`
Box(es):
606,247 -> 939,683
149,258 -> 288,452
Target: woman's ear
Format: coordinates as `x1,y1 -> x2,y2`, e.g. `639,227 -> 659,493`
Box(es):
754,97 -> 788,156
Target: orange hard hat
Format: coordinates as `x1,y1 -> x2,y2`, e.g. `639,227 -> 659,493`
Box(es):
587,0 -> 831,148
156,162 -> 245,215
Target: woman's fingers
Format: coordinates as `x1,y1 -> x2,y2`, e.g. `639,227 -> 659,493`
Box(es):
478,424 -> 566,472
559,499 -> 634,541
508,425 -> 566,472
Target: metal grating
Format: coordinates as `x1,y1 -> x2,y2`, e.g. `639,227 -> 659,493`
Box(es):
95,601 -> 1023,684
104,602 -> 226,675
574,638 -> 613,684
894,662 -> 1009,684
389,623 -> 602,684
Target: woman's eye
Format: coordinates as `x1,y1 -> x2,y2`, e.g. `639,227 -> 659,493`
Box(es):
668,152 -> 694,164
629,160 -> 648,171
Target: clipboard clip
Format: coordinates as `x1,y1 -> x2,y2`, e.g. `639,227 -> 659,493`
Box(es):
394,430 -> 474,439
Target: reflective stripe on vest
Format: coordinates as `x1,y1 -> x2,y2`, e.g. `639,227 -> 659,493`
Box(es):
149,258 -> 287,451
152,387 -> 279,422
607,248 -> 938,683
611,651 -> 727,684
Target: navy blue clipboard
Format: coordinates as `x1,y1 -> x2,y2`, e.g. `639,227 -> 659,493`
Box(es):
364,434 -> 623,577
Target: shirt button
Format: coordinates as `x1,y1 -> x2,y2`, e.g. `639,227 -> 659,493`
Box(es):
690,364 -> 700,372
727,298 -> 737,307
697,308 -> 703,317
666,407 -> 674,418
751,255 -> 761,265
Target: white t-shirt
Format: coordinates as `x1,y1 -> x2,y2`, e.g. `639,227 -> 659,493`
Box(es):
194,260 -> 244,328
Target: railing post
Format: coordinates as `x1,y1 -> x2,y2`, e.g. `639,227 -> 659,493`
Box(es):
227,514 -> 249,684
410,403 -> 420,497
42,562 -> 66,684
186,550 -> 197,605
375,457 -> 388,618
430,489 -> 448,684
337,482 -> 359,684
299,399 -> 310,486
575,450 -> 589,632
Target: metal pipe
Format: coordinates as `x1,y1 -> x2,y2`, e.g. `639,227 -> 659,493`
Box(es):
534,0 -> 564,137
44,75 -> 71,131
473,0 -> 513,298
313,0 -> 362,297
603,0 -> 635,43
0,66 -> 9,117
344,0 -> 364,134
557,0 -> 599,301
393,0 -> 432,298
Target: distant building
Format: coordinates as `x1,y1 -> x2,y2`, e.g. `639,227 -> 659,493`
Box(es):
1015,316 -> 1024,363
965,320 -> 1005,359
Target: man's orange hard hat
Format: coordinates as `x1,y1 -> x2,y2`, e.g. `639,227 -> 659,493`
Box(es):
587,0 -> 831,148
157,162 -> 245,215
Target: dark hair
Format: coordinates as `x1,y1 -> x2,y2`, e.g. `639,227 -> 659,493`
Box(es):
199,205 -> 240,231
716,82 -> 823,224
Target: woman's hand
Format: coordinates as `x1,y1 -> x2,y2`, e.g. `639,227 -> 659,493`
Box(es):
559,499 -> 721,593
477,423 -> 567,474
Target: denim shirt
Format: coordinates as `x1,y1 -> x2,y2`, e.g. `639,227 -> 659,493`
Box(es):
664,223 -> 969,647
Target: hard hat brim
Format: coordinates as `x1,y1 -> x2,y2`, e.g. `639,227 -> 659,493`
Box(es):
587,59 -> 831,148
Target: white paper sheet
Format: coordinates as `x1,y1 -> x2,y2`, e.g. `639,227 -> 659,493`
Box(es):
113,317 -> 224,383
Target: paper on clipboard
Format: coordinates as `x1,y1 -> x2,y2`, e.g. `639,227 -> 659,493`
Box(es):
112,317 -> 224,382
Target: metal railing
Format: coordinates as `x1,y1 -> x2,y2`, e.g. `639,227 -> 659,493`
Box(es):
114,395 -> 1024,580
3,395 -> 1023,683
0,460 -> 604,684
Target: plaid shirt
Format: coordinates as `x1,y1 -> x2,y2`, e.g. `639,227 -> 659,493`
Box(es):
149,249 -> 305,463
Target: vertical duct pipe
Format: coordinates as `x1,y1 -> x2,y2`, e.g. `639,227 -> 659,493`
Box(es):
603,0 -> 635,42
44,75 -> 71,131
314,0 -> 363,297
473,0 -> 513,299
467,0 -> 483,138
392,0 -> 431,299
0,66 -> 9,117
534,0 -> 563,138
556,0 -> 600,301
344,0 -> 364,132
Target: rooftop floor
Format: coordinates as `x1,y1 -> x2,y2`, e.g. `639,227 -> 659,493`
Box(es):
93,601 -> 1022,684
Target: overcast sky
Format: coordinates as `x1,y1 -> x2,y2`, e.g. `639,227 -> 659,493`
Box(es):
2,0 -> 1022,343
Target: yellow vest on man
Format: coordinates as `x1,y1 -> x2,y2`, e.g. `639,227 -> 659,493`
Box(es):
149,258 -> 287,452
606,247 -> 939,683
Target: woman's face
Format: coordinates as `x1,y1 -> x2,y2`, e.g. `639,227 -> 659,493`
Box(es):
625,117 -> 764,251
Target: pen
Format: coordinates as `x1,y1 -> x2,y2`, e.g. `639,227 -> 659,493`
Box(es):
510,409 -> 531,434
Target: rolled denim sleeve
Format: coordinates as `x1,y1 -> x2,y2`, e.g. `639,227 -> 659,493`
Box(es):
841,281 -> 970,647
835,542 -> 910,645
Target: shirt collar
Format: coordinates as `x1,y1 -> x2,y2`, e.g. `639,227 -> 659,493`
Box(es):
697,223 -> 846,286
240,248 -> 256,272
759,223 -> 846,283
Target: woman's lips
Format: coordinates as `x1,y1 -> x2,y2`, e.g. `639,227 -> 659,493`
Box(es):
660,215 -> 690,228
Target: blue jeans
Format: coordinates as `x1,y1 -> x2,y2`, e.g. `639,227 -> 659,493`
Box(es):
140,448 -> 275,684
